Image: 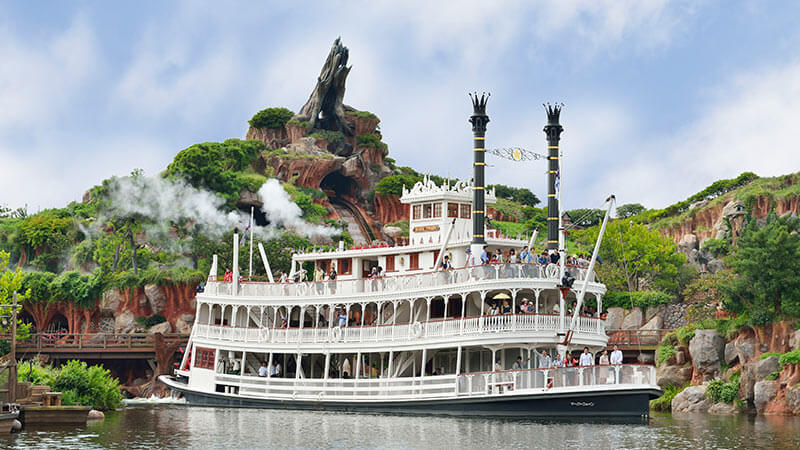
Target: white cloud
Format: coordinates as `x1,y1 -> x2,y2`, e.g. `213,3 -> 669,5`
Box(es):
0,15 -> 96,132
595,61 -> 800,209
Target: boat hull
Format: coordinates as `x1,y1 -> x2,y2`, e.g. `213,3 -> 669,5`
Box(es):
160,375 -> 659,417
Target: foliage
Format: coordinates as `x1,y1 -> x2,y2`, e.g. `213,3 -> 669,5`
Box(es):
705,374 -> 740,404
18,359 -> 56,385
760,352 -> 781,359
165,139 -> 266,205
248,107 -> 294,129
0,250 -> 32,340
491,220 -> 527,238
650,383 -> 688,412
656,340 -> 677,366
651,172 -> 758,220
720,213 -> 800,319
572,220 -> 686,294
346,110 -> 379,120
310,130 -> 345,145
374,174 -> 423,197
135,314 -> 166,328
489,184 -> 540,207
386,220 -> 409,238
779,349 -> 800,366
683,271 -> 734,322
765,371 -> 780,381
236,173 -> 268,193
565,208 -> 605,228
384,157 -> 397,170
521,207 -> 547,233
701,238 -> 731,258
601,290 -> 673,309
356,134 -> 388,152
282,183 -> 328,222
51,360 -> 123,410
616,203 -> 646,219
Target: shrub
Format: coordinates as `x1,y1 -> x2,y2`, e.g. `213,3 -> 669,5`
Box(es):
356,134 -> 388,152
760,352 -> 781,359
656,340 -> 677,366
52,360 -> 123,410
765,371 -> 780,381
701,238 -> 731,257
602,290 -> 673,309
248,107 -> 294,129
650,383 -> 687,412
347,110 -> 379,120
310,130 -> 345,145
705,376 -> 740,404
779,349 -> 800,366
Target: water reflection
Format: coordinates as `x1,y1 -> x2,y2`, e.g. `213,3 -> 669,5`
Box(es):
2,406 -> 799,449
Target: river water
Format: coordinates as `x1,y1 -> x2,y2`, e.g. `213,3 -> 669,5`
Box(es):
3,404 -> 800,449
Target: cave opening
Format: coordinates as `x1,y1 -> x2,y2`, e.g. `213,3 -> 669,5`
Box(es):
320,171 -> 359,199
237,206 -> 269,227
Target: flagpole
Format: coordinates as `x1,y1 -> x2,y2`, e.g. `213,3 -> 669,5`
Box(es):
249,206 -> 254,281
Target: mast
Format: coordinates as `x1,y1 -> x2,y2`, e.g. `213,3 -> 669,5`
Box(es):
249,207 -> 254,280
469,93 -> 490,257
544,104 -> 563,251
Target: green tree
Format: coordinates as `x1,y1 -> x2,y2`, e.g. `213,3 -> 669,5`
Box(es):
573,221 -> 686,293
0,250 -> 32,341
248,107 -> 294,129
565,208 -> 605,228
721,214 -> 800,318
616,203 -> 646,219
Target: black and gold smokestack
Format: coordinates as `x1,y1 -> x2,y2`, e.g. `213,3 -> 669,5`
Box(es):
470,93 -> 490,246
544,103 -> 563,251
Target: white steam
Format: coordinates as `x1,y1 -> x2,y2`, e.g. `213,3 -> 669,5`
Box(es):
103,175 -> 333,241
257,179 -> 333,238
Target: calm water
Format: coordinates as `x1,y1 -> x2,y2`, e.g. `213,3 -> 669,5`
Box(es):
3,404 -> 800,449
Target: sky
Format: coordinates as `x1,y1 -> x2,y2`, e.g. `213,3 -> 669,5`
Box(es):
2,0 -> 800,213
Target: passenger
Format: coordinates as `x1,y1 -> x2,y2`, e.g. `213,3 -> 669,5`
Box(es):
464,247 -> 473,267
526,301 -> 535,314
538,350 -> 552,369
508,249 -> 519,263
494,358 -> 503,372
610,345 -> 623,365
328,266 -> 337,294
279,271 -> 288,283
439,255 -> 452,270
338,309 -> 347,327
369,267 -> 378,278
494,249 -> 504,263
488,302 -> 500,315
271,360 -> 282,377
258,361 -> 268,377
538,252 -> 549,265
480,245 -> 490,265
519,246 -> 529,263
512,356 -> 529,370
599,350 -> 610,365
501,299 -> 512,315
519,299 -> 529,314
579,347 -> 594,366
549,250 -> 560,264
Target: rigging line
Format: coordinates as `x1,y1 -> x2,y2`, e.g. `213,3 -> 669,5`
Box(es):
617,220 -> 642,353
562,200 -> 611,232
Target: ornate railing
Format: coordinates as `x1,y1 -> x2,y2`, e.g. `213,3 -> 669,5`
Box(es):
192,313 -> 606,346
206,263 -> 597,299
209,364 -> 655,401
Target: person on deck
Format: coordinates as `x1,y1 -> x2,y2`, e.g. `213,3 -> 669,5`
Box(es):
538,350 -> 552,369
579,347 -> 594,366
258,361 -> 268,377
610,345 -> 623,365
512,356 -> 529,370
519,246 -> 529,263
599,350 -> 610,365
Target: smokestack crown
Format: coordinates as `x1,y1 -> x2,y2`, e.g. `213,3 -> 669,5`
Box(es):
545,103 -> 563,125
469,92 -> 490,133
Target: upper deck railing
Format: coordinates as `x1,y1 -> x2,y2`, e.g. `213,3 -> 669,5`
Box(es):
192,312 -> 606,347
205,263 -> 598,300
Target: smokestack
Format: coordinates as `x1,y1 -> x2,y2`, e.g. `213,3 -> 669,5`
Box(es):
469,93 -> 490,254
544,103 -> 563,251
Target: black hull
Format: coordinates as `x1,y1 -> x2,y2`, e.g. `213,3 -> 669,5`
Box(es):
162,377 -> 659,418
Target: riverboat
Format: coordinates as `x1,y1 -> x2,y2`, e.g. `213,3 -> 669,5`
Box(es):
161,100 -> 662,417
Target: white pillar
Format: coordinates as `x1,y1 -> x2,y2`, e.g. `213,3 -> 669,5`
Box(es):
295,353 -> 302,379
420,348 -> 427,377
324,352 -> 331,380
356,352 -> 362,379
232,232 -> 239,296
240,351 -> 247,376
456,345 -> 462,375
388,350 -> 394,378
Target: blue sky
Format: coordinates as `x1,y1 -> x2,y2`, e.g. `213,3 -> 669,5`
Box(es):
2,1 -> 800,213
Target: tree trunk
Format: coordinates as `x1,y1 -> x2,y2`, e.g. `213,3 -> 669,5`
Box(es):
129,231 -> 138,276
112,242 -> 121,272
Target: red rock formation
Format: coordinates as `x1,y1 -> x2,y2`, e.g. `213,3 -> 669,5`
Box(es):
373,194 -> 408,224
488,207 -> 517,223
245,126 -> 288,149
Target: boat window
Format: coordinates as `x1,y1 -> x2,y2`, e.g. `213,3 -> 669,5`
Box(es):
433,203 -> 442,218
409,252 -> 420,270
423,203 -> 432,219
413,205 -> 421,220
460,203 -> 471,219
432,250 -> 440,267
195,347 -> 216,370
338,258 -> 352,275
385,255 -> 395,272
447,202 -> 458,218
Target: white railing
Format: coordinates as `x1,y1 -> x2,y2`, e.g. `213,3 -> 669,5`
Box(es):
210,364 -> 655,401
192,313 -> 605,346
456,364 -> 656,396
205,263 -> 596,299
